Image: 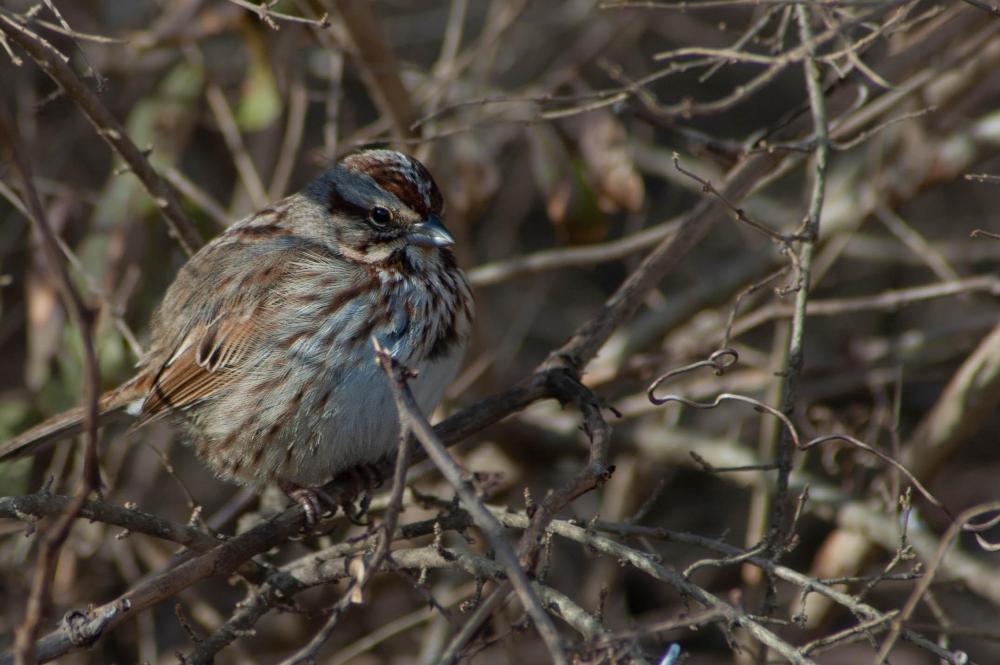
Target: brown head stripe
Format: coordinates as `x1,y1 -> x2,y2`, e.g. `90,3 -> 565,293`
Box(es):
342,150 -> 444,218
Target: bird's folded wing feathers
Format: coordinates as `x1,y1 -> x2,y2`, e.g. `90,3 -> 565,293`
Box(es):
138,312 -> 267,423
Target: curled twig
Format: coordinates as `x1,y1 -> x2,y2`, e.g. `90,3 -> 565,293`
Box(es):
647,348 -> 739,404
963,510 -> 1000,552
645,389 -> 947,514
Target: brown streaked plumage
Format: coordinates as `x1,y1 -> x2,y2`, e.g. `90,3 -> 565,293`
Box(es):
2,150 -> 473,518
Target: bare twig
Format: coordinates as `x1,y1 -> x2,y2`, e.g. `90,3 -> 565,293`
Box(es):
0,110 -> 101,665
492,510 -> 817,665
224,0 -> 329,28
269,77 -> 308,200
959,0 -> 1000,17
585,520 -> 961,663
965,172 -> 1000,183
468,217 -> 682,287
277,360 -> 415,665
0,6 -> 125,45
970,228 -> 1000,239
203,82 -> 269,210
3,497 -> 319,664
766,5 -> 831,558
373,342 -> 568,665
645,390 -> 944,511
726,275 -> 1000,342
672,153 -> 797,245
647,348 -> 739,401
162,167 -> 231,228
0,492 -> 220,553
0,14 -> 202,255
0,178 -> 144,358
328,0 -> 417,143
874,501 -> 1000,663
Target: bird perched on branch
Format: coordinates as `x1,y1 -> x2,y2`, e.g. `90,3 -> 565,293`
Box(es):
2,149 -> 474,524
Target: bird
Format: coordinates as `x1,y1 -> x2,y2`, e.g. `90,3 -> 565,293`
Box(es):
1,149 -> 474,524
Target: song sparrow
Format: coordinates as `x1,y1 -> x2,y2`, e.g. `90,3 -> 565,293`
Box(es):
1,149 -> 474,520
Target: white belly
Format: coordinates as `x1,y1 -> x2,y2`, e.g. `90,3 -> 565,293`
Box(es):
271,344 -> 463,487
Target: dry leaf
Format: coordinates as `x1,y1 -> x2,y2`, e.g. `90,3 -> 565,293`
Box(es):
575,110 -> 645,215
348,557 -> 367,604
529,125 -> 609,244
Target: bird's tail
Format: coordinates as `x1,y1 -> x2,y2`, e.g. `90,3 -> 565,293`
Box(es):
0,379 -> 146,462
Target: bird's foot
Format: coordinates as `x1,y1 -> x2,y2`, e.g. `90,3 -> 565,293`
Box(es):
279,481 -> 337,531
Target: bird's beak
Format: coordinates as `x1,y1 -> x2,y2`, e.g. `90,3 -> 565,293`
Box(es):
409,215 -> 455,247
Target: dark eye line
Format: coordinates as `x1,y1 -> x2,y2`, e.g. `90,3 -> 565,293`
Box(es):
328,187 -> 368,220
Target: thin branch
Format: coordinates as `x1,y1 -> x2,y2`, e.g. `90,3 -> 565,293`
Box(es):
492,510 -> 817,665
223,0 -> 329,28
468,217 -> 682,287
0,14 -> 203,255
726,275 -> 1000,341
0,178 -> 145,358
277,392 -> 414,665
965,172 -> 1000,183
645,391 -> 945,511
203,82 -> 269,211
902,322 -> 1000,480
874,502 -> 1000,663
0,492 -> 221,553
0,6 -> 126,44
373,341 -> 568,665
268,76 -> 308,200
767,4 -> 831,556
0,109 -> 101,665
970,228 -> 1000,239
162,166 -> 231,228
2,495 -> 326,663
590,518 -> 958,662
328,0 -> 417,143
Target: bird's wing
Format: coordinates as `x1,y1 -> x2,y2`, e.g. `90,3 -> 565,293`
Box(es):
134,235 -> 313,423
137,310 -> 267,422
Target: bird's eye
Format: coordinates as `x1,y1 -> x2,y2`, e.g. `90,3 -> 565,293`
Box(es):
369,206 -> 392,227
